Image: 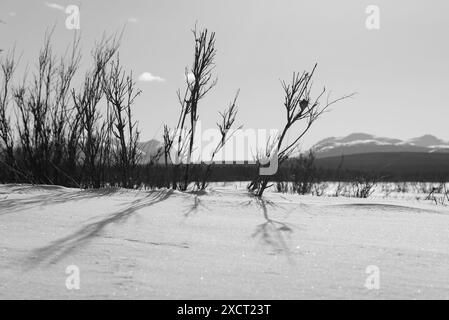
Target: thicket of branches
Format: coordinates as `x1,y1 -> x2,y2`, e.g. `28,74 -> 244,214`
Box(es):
1,26 -> 242,191
276,151 -> 318,194
0,31 -> 141,188
248,64 -> 355,197
160,26 -> 241,191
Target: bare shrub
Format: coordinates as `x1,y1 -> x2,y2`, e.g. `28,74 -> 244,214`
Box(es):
13,31 -> 82,185
2,29 -> 143,189
275,151 -> 318,195
0,49 -> 17,181
291,151 -> 317,195
163,26 -> 239,191
350,174 -> 380,198
103,56 -> 141,188
196,91 -> 241,190
395,182 -> 409,193
249,64 -> 354,197
333,182 -> 347,197
276,181 -> 290,193
74,34 -> 119,187
425,181 -> 449,205
312,182 -> 328,196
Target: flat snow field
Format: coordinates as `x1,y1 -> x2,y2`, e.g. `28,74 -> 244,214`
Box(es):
0,183 -> 448,299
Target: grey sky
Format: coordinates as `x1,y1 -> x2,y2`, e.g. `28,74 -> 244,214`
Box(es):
1,0 -> 448,150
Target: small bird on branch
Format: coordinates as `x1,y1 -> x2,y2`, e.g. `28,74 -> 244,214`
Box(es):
299,99 -> 309,110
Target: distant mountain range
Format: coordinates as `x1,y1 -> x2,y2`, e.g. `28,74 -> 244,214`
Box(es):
137,133 -> 449,164
136,133 -> 449,180
312,133 -> 449,158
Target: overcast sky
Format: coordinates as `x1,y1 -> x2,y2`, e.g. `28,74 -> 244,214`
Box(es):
1,0 -> 448,150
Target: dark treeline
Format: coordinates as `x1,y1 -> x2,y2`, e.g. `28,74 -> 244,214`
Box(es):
112,154 -> 449,190
314,152 -> 449,183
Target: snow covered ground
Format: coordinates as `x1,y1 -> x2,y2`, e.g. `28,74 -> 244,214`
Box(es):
0,182 -> 448,299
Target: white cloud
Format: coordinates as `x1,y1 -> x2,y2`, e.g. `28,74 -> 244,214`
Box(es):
9,12 -> 16,17
128,17 -> 139,23
138,72 -> 165,82
45,2 -> 65,11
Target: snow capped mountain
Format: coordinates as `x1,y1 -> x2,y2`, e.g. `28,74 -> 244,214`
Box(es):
312,133 -> 449,158
405,134 -> 449,149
